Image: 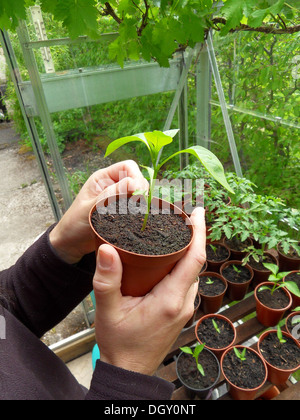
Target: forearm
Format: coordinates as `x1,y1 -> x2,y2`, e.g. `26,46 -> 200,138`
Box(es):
0,225 -> 96,337
85,360 -> 174,400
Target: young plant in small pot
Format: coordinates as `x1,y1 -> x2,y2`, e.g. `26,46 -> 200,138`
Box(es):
285,307 -> 300,344
177,343 -> 221,400
220,260 -> 254,301
206,242 -> 230,272
90,130 -> 234,297
195,313 -> 236,360
198,272 -> 228,314
258,325 -> 300,386
221,346 -> 268,400
254,263 -> 300,327
284,270 -> 300,309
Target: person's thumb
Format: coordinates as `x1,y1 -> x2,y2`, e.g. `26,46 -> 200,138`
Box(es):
93,244 -> 123,319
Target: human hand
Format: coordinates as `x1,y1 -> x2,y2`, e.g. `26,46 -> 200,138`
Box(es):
49,160 -> 149,264
93,207 -> 206,376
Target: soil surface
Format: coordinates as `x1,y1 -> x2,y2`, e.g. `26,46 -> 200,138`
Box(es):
198,276 -> 226,297
196,317 -> 235,349
177,350 -> 219,391
222,263 -> 252,284
206,243 -> 229,262
222,348 -> 266,389
257,287 -> 290,310
91,198 -> 192,256
259,331 -> 300,370
248,254 -> 276,271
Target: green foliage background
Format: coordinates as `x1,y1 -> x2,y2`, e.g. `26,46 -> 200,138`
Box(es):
1,1 -> 299,208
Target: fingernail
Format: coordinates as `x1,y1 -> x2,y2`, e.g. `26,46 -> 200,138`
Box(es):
98,247 -> 114,270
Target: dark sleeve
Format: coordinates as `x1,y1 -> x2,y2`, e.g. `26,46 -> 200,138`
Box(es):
85,360 -> 175,400
0,224 -> 96,338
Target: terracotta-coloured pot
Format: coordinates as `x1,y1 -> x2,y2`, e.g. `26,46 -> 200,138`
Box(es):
89,194 -> 194,297
283,271 -> 300,309
221,346 -> 268,400
285,311 -> 300,344
206,241 -> 231,272
198,272 -> 228,314
195,313 -> 236,360
258,330 -> 300,386
250,252 -> 278,287
254,282 -> 292,327
176,347 -> 221,400
220,260 -> 254,301
277,243 -> 300,271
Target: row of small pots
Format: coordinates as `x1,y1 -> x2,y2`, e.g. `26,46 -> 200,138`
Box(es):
177,313 -> 300,400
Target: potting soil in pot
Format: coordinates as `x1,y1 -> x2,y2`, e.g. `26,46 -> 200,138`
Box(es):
206,244 -> 229,262
259,332 -> 300,370
177,351 -> 219,390
197,317 -> 235,349
222,264 -> 252,284
198,276 -> 226,296
222,349 -> 266,389
257,287 -> 290,310
91,199 -> 191,255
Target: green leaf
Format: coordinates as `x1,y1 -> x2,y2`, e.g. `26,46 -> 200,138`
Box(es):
180,346 -> 194,355
161,146 -> 235,194
144,130 -> 177,154
284,281 -> 300,298
248,0 -> 286,28
263,263 -> 279,275
104,135 -> 150,157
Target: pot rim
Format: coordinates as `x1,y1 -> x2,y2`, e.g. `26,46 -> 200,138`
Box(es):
258,329 -> 300,373
221,346 -> 268,392
89,193 -> 195,259
198,272 -> 228,298
220,260 -> 254,284
195,313 -> 237,352
254,282 -> 293,313
176,347 -> 221,393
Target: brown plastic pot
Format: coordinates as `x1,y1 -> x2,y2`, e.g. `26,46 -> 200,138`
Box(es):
195,313 -> 237,360
220,260 -> 254,301
277,243 -> 300,271
258,330 -> 300,386
89,194 -> 194,297
285,311 -> 300,344
254,282 -> 292,327
221,346 -> 268,400
198,272 -> 228,314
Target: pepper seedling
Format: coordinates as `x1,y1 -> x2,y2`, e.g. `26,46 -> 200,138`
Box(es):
180,343 -> 206,377
277,324 -> 287,344
233,347 -> 247,363
105,130 -> 234,231
258,263 -> 300,297
212,319 -> 221,334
